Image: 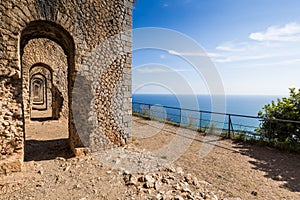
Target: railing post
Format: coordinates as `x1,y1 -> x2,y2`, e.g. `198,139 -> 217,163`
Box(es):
139,103 -> 142,115
164,105 -> 167,122
199,111 -> 202,132
228,114 -> 231,139
179,108 -> 181,124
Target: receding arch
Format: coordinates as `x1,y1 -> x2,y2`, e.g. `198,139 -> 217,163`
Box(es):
29,64 -> 53,112
20,20 -> 82,161
21,21 -> 75,94
30,63 -> 54,75
29,64 -> 52,117
31,75 -> 46,105
20,20 -> 75,57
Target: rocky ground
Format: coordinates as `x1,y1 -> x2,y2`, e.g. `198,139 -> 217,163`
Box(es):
1,116 -> 300,199
0,154 -> 225,200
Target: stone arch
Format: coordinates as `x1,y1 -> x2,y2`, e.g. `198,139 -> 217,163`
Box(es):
30,74 -> 46,108
0,1 -> 133,175
30,63 -> 54,76
20,20 -> 75,58
29,64 -> 53,119
20,20 -> 83,158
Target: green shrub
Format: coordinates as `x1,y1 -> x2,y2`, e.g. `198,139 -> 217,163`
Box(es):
258,88 -> 300,141
257,88 -> 300,151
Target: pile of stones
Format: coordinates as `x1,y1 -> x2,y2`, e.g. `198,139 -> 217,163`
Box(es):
123,166 -> 219,200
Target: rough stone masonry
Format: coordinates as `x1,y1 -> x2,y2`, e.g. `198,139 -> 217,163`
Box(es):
0,0 -> 133,174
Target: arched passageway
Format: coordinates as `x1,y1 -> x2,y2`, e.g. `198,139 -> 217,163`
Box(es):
20,21 -> 79,161
31,77 -> 45,104
0,0 -> 133,174
29,65 -> 52,120
30,74 -> 46,110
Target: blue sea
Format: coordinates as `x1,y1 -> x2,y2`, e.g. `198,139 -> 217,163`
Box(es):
132,94 -> 284,133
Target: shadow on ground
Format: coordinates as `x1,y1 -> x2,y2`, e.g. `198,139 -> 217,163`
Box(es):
25,139 -> 74,162
234,143 -> 300,192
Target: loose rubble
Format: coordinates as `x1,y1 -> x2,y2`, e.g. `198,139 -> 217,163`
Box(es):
123,166 -> 220,200
0,150 -> 224,200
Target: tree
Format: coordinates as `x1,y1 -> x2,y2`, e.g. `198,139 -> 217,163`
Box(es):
258,88 -> 300,142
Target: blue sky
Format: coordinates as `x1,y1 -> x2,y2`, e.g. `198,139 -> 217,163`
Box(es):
132,0 -> 300,95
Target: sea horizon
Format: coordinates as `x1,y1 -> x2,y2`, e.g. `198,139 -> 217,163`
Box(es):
132,93 -> 287,96
132,93 -> 287,130
132,93 -> 285,116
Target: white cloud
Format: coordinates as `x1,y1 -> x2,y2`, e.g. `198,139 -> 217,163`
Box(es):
255,59 -> 300,67
136,67 -> 171,73
214,54 -> 273,63
135,65 -> 193,74
213,23 -> 300,64
216,42 -> 246,52
249,23 -> 300,42
168,50 -> 181,55
167,50 -> 220,57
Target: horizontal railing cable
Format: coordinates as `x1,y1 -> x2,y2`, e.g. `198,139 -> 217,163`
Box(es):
132,101 -> 300,140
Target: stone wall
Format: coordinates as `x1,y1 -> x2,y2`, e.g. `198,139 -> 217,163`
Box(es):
0,0 -> 133,174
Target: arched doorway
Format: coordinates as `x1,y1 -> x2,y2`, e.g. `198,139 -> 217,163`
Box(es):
29,65 -> 53,120
20,21 -> 81,161
30,74 -> 46,110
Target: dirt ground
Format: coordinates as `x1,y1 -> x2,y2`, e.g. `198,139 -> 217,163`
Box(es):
1,116 -> 300,199
132,116 -> 300,200
24,118 -> 71,162
1,118 -> 129,200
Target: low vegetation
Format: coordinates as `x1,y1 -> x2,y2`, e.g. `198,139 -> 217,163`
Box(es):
257,88 -> 300,152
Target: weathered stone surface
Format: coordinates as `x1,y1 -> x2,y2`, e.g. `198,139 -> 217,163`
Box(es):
0,0 -> 133,175
0,153 -> 22,175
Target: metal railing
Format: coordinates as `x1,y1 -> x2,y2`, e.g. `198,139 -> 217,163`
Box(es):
132,102 -> 263,139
